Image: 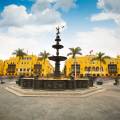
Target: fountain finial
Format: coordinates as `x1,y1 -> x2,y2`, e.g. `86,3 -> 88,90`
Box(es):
56,26 -> 60,36
56,26 -> 64,36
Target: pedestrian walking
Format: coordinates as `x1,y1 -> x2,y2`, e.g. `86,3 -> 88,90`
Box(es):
114,77 -> 119,86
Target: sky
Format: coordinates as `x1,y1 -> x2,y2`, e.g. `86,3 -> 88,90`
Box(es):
0,0 -> 120,61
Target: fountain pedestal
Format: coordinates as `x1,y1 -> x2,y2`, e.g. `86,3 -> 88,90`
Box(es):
48,27 -> 67,78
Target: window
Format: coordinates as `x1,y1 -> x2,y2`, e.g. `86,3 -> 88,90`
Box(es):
85,67 -> 88,71
100,67 -> 103,71
7,64 -> 16,73
102,74 -> 104,76
80,74 -> 83,77
92,67 -> 95,71
88,67 -> 91,72
108,64 -> 117,73
96,67 -> 99,71
85,67 -> 91,72
71,64 -> 80,73
93,74 -> 96,77
106,74 -> 108,76
97,74 -> 100,76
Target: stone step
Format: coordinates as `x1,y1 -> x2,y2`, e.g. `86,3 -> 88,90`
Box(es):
5,85 -> 104,97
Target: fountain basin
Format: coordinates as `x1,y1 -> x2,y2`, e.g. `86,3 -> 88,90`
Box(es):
49,56 -> 67,61
17,78 -> 93,90
52,44 -> 63,49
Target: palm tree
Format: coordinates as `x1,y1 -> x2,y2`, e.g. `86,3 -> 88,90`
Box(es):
12,48 -> 27,59
38,51 -> 50,77
67,47 -> 82,79
92,52 -> 110,76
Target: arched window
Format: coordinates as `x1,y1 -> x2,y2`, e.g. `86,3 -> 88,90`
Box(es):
85,67 -> 88,71
88,67 -> 91,72
96,67 -> 99,71
100,67 -> 103,71
92,67 -> 95,71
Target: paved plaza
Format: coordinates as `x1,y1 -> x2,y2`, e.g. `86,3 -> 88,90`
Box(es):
0,79 -> 120,120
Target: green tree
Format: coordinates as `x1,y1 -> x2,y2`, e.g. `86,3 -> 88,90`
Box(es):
39,51 -> 50,77
67,47 -> 82,79
12,48 -> 27,59
92,52 -> 110,76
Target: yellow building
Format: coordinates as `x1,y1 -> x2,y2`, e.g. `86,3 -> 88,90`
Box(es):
0,60 -> 4,76
64,55 -> 120,78
2,54 -> 120,78
3,55 -> 54,77
3,57 -> 19,76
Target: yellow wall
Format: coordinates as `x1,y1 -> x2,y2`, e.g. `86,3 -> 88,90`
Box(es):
3,57 -> 19,76
64,55 -> 120,78
0,60 -> 4,76
1,54 -> 120,78
3,55 -> 54,77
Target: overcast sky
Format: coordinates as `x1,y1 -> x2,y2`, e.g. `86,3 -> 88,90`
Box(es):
0,0 -> 120,60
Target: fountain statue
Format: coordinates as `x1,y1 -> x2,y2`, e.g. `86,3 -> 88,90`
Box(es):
48,26 -> 67,78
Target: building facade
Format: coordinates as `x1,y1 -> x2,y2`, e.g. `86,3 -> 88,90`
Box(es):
64,55 -> 120,78
0,60 -> 4,76
3,55 -> 54,77
1,54 -> 120,78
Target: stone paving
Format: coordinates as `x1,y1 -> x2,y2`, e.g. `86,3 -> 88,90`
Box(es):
0,79 -> 120,120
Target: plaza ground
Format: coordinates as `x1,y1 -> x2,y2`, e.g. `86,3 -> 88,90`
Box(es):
0,79 -> 120,120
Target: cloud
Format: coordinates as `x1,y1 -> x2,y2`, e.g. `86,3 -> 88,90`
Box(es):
91,0 -> 120,25
97,0 -> 120,13
0,5 -> 31,27
0,0 -> 77,59
91,12 -> 120,25
32,0 -> 76,12
0,4 -> 65,59
54,0 -> 76,11
0,25 -> 56,59
0,4 -> 65,27
75,27 -> 120,56
0,0 -> 76,27
31,0 -> 50,13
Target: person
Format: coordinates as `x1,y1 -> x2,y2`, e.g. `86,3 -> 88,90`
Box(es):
70,73 -> 74,80
0,76 -> 4,84
0,77 -> 1,84
114,77 -> 119,85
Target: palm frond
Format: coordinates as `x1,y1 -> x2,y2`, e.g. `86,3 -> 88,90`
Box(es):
67,53 -> 72,56
38,50 -> 50,62
12,48 -> 27,57
103,56 -> 110,59
101,59 -> 106,64
76,47 -> 81,51
37,57 -> 42,61
91,57 -> 99,61
77,52 -> 82,55
68,47 -> 82,58
91,52 -> 110,64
